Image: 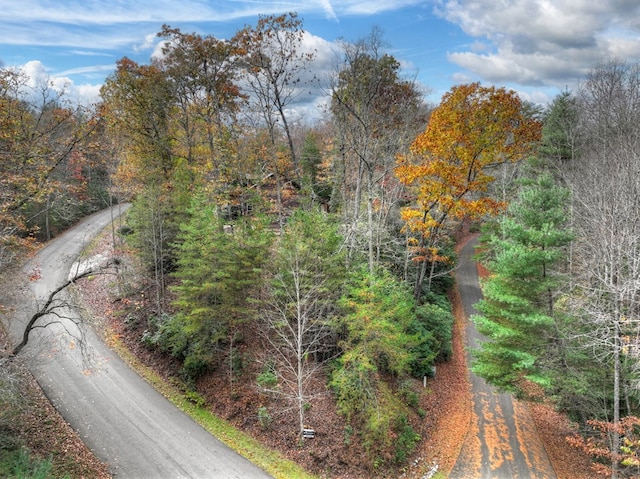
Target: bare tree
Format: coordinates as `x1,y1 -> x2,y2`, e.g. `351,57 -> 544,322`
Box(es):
568,60 -> 640,479
260,210 -> 344,438
329,28 -> 427,271
236,12 -> 317,178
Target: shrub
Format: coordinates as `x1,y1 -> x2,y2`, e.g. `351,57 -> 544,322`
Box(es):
394,414 -> 421,464
257,363 -> 278,390
399,380 -> 420,409
257,406 -> 272,429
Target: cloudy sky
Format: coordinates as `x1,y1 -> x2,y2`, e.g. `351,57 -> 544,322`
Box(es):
2,0 -> 640,110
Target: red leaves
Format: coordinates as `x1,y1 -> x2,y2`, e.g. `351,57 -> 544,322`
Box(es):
28,265 -> 42,282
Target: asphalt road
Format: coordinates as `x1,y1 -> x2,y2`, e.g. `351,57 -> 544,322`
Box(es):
449,236 -> 557,479
6,205 -> 273,479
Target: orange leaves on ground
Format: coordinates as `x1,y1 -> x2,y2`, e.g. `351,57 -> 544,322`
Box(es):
28,265 -> 42,282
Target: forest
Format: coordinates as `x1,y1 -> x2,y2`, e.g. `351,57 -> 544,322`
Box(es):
1,11 -> 640,479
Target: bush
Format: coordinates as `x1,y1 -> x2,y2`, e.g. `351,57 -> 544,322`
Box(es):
257,363 -> 278,390
257,406 -> 272,429
184,390 -> 206,407
329,352 -> 376,422
399,380 -> 419,409
394,414 -> 421,464
415,299 -> 454,362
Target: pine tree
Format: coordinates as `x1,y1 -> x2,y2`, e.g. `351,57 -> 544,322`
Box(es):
162,192 -> 271,380
472,172 -> 573,394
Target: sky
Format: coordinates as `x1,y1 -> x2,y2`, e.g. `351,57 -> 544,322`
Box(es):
2,0 -> 640,114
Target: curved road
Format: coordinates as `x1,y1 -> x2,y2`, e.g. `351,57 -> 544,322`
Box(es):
450,236 -> 557,479
6,206 -> 272,479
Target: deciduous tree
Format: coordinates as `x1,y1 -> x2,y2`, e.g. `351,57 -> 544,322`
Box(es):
566,61 -> 640,479
261,209 -> 345,438
235,12 -> 316,178
396,82 -> 541,300
0,68 -> 103,268
330,29 -> 426,271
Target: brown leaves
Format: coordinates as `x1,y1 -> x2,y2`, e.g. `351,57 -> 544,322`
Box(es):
566,416 -> 640,478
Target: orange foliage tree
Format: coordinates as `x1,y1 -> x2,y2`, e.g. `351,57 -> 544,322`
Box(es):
1,68 -> 101,265
395,82 -> 541,300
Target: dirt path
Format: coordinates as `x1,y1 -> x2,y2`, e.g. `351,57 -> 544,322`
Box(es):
450,236 -> 557,479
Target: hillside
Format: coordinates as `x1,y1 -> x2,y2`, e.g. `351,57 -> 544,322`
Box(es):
65,227 -> 593,479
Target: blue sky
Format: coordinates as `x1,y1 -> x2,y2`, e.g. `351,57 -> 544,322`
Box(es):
2,0 -> 640,111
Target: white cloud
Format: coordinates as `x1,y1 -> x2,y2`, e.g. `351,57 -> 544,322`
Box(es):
16,61 -> 101,106
135,33 -> 160,53
437,0 -> 640,90
319,0 -> 338,21
338,0 -> 424,15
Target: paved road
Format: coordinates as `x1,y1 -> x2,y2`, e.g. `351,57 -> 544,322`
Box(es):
449,236 -> 557,479
6,205 -> 273,479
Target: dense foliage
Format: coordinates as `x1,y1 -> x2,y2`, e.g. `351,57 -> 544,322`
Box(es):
3,10 -> 640,477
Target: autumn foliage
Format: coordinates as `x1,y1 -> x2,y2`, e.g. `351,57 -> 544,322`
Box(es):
567,416 -> 640,478
395,83 -> 541,296
397,82 -> 541,236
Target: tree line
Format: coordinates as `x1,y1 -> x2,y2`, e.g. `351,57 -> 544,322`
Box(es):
1,10 -> 638,477
473,62 -> 640,479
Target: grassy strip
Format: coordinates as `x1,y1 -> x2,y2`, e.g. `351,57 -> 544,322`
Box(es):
79,223 -> 317,479
106,335 -> 317,479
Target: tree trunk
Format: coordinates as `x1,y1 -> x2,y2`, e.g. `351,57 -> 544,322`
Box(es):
612,309 -> 621,479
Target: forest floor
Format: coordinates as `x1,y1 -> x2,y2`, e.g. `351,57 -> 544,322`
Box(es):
4,227 -> 596,479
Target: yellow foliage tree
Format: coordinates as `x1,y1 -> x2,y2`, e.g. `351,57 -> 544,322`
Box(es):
396,82 -> 541,299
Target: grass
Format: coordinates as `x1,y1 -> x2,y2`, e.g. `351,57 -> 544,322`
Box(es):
0,448 -> 59,479
106,335 -> 318,479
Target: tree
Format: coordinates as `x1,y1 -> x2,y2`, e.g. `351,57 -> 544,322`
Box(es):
235,12 -> 316,178
261,209 -> 345,438
0,68 -> 101,268
472,172 -> 573,395
330,267 -> 424,466
151,192 -> 270,381
6,258 -> 119,358
299,130 -> 332,208
330,28 -> 426,272
566,61 -> 640,479
540,90 -> 579,167
101,58 -> 181,308
155,25 -> 245,193
396,82 -> 542,301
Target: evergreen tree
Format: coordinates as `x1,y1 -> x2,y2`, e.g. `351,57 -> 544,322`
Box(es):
330,267 -> 426,465
472,172 -> 573,394
158,192 -> 271,380
540,90 -> 579,167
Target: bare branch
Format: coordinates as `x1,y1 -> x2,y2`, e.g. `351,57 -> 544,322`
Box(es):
8,258 -> 119,358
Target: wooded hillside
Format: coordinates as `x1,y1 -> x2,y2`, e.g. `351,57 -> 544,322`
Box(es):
2,12 -> 640,478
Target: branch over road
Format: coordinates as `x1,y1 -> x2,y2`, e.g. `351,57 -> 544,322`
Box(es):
6,205 -> 273,479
